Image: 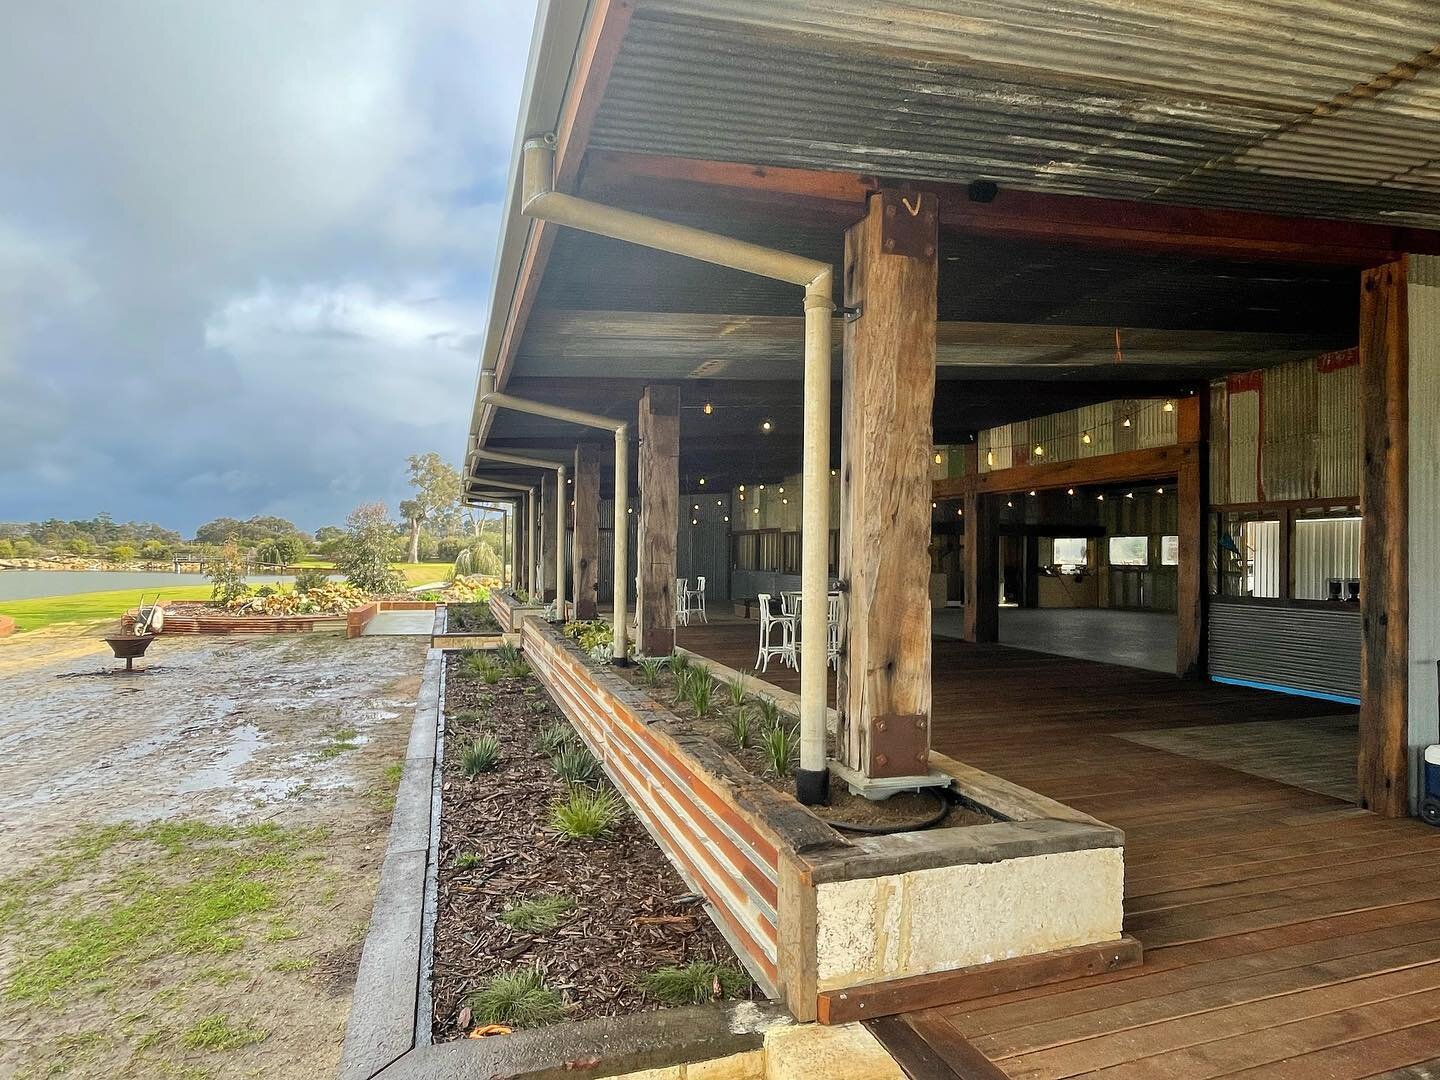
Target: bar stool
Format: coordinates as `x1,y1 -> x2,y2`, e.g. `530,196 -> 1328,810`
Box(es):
674,577 -> 689,626
755,592 -> 796,672
691,576 -> 708,623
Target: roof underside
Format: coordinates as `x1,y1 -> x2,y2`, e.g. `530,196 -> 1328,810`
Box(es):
471,0 -> 1440,495
596,1 -> 1440,227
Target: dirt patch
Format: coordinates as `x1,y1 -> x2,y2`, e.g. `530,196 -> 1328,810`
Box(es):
431,654 -> 754,1041
616,659 -> 994,833
0,632 -> 427,1079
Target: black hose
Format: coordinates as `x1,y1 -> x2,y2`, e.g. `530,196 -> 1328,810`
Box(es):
818,788 -> 951,835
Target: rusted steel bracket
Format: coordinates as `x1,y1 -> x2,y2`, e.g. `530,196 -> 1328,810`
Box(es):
876,188 -> 937,259
868,713 -> 931,778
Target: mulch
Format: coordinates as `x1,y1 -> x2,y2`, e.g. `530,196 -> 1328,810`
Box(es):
445,603 -> 500,633
431,655 -> 754,1041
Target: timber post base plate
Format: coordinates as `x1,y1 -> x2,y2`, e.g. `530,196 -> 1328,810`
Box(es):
828,758 -> 953,801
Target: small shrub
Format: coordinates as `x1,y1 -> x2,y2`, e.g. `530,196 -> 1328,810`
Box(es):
551,741 -> 598,785
727,680 -> 748,709
208,540 -> 249,604
757,697 -> 780,729
667,650 -> 690,675
640,963 -> 750,1006
637,657 -> 665,687
527,698 -> 548,715
459,652 -> 499,681
454,851 -> 483,870
499,895 -> 575,933
549,785 -> 623,839
728,705 -> 752,750
497,642 -> 522,666
506,657 -> 532,680
763,722 -> 797,776
468,968 -> 564,1028
534,721 -> 574,757
683,672 -> 715,718
460,735 -> 501,777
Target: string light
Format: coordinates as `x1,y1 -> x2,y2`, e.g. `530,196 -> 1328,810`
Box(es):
934,452 -> 944,465
691,518 -> 698,526
1028,490 -> 1037,496
738,484 -> 745,492
986,450 -> 995,467
758,484 -> 765,491
716,500 -> 723,506
1067,488 -> 1075,495
1122,417 -> 1132,428
1033,444 -> 1045,457
778,486 -> 785,493
1081,431 -> 1092,445
1097,493 -> 1105,501
830,469 -> 837,476
931,501 -> 937,509
723,515 -> 729,522
753,507 -> 759,515
1006,500 -> 1014,508
703,402 -> 714,415
698,477 -> 706,486
782,498 -> 789,505
1125,491 -> 1135,499
761,419 -> 773,431
1162,400 -> 1174,413
627,507 -> 633,514
957,507 -> 964,517
1157,487 -> 1165,495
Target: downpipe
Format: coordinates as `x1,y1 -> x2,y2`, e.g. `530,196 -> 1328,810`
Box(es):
475,372 -> 631,663
519,134 -> 832,804
472,448 -> 567,614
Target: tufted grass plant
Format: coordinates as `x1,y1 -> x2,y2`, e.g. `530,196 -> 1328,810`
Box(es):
639,962 -> 750,1006
534,720 -> 574,757
459,735 -> 501,777
498,894 -> 575,933
762,722 -> 797,776
548,785 -> 624,840
637,657 -> 665,687
728,704 -> 752,750
683,671 -> 715,718
727,680 -> 748,709
467,967 -> 564,1028
551,741 -> 598,785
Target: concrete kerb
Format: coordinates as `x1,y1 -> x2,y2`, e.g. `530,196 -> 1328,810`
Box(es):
338,642 -> 794,1080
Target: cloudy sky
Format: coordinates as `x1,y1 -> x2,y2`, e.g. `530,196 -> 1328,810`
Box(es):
0,1 -> 538,534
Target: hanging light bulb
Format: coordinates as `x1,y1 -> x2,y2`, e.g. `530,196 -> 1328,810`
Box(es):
777,486 -> 785,494
758,484 -> 765,491
761,419 -> 773,431
1122,416 -> 1132,428
830,468 -> 837,476
782,497 -> 789,505
703,402 -> 714,415
738,484 -> 745,492
1162,400 -> 1175,413
934,451 -> 943,465
716,500 -> 723,506
1157,487 -> 1165,495
1028,490 -> 1037,497
627,507 -> 633,514
753,507 -> 759,515
691,518 -> 698,526
1006,500 -> 1014,508
986,450 -> 995,467
1081,431 -> 1092,445
693,504 -> 699,511
723,515 -> 729,522
738,492 -> 745,501
698,477 -> 706,486
931,501 -> 937,509
957,506 -> 964,516
1033,444 -> 1045,457
1125,491 -> 1135,499
1097,493 -> 1105,501
1067,488 -> 1075,496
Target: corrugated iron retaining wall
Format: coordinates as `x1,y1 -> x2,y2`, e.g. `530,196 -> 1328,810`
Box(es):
1208,600 -> 1361,701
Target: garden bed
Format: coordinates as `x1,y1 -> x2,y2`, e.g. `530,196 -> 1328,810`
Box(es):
488,589 -> 547,633
521,617 -> 1131,1022
432,648 -> 757,1040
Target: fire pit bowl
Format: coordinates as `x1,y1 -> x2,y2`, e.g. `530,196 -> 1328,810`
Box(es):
105,634 -> 156,672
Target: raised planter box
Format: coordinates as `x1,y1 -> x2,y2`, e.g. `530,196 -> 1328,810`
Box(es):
520,618 -> 1131,1023
427,603 -> 513,650
487,589 -> 547,633
124,604 -> 349,636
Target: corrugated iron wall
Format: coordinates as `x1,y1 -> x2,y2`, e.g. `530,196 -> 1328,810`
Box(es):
1209,350 -> 1361,506
1209,602 -> 1361,701
979,398 -> 1177,471
1407,255 -> 1440,798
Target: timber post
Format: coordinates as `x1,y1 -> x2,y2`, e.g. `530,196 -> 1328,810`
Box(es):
637,385 -> 680,656
836,188 -> 939,789
573,443 -> 602,620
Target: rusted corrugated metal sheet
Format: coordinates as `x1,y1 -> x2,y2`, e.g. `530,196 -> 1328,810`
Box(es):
1210,351 -> 1360,506
600,3 -> 1440,228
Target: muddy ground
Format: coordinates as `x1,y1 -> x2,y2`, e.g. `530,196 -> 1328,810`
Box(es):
0,629 -> 426,1079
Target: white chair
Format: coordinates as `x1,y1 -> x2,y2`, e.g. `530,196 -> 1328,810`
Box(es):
826,591 -> 844,671
779,591 -> 802,669
755,592 -> 796,672
691,576 -> 708,623
674,577 -> 689,626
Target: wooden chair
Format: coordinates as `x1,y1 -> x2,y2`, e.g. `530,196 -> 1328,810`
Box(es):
674,577 -> 690,626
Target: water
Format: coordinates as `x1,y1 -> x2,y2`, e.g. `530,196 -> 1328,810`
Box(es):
0,569 -> 309,602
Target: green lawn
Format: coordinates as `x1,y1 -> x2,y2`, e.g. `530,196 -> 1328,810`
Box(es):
1,586 -> 216,634
1,563 -> 452,634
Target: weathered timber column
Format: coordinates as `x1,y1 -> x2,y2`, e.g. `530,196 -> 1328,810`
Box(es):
962,445 -> 999,643
526,487 -> 538,596
637,386 -> 679,656
1358,257 -> 1426,817
837,189 -> 938,790
573,443 -> 602,620
539,472 -> 559,603
1175,395 -> 1206,679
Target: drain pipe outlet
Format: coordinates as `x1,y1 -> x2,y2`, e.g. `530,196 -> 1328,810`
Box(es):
519,134 -> 832,804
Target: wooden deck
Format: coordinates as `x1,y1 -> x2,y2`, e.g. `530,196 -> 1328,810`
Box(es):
678,621 -> 1440,1079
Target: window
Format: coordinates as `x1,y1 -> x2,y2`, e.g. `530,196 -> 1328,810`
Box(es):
1052,537 -> 1088,567
758,530 -> 782,572
781,532 -> 801,575
1293,506 -> 1361,601
1160,535 -> 1180,566
1108,535 -> 1149,567
1217,511 -> 1280,598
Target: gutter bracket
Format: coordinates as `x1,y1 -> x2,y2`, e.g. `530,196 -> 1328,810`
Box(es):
839,303 -> 863,322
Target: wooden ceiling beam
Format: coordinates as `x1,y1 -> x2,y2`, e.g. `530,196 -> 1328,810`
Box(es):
581,151 -> 1440,267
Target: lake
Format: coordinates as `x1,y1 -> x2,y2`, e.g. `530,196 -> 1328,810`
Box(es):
0,570 -> 310,602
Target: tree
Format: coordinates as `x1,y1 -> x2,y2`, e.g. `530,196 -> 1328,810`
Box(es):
65,537 -> 91,556
335,503 -> 404,594
208,540 -> 249,603
109,543 -> 137,564
254,535 -> 304,568
0,539 -> 14,559
139,539 -> 172,562
401,452 -> 461,563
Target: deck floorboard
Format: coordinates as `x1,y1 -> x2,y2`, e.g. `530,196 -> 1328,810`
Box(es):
677,621 -> 1440,1077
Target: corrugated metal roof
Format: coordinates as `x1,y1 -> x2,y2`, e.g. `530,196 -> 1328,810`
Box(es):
590,3 -> 1440,226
